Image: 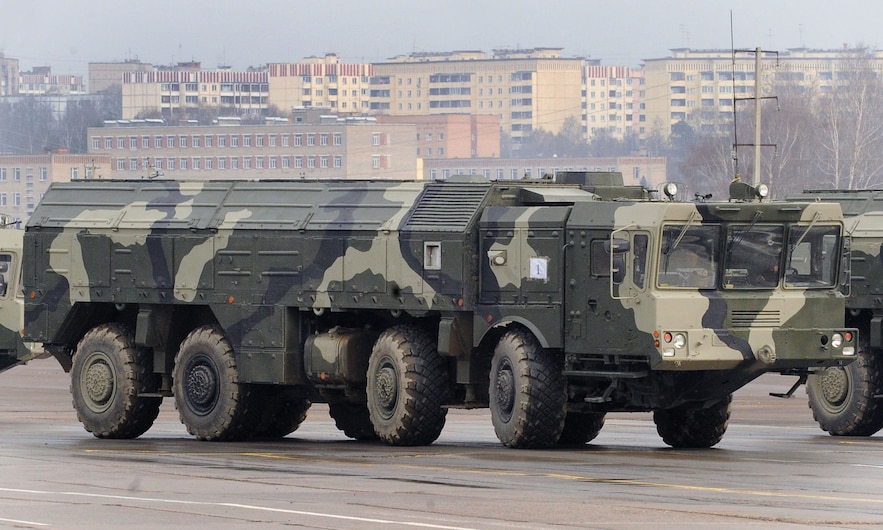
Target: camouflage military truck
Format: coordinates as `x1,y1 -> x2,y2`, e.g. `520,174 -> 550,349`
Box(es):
0,175 -> 857,449
786,189 -> 883,436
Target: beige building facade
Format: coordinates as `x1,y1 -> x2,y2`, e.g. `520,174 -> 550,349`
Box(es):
584,64 -> 645,140
0,152 -> 111,223
0,53 -> 19,96
87,113 -> 419,180
89,60 -> 155,93
376,114 -> 501,159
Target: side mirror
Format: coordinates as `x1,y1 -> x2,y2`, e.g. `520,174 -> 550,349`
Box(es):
606,238 -> 630,285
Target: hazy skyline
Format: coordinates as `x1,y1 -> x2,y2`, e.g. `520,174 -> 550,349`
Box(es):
3,0 -> 882,76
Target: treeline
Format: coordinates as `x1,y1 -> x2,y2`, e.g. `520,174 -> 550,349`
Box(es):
0,87 -> 120,154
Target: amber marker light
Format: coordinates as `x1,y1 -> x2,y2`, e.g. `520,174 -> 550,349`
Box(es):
29,291 -> 36,299
228,296 -> 235,304
487,315 -> 493,323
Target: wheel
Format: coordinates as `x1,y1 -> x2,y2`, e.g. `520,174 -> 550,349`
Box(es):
489,328 -> 566,449
328,401 -> 378,440
249,386 -> 311,439
653,394 -> 732,448
173,325 -> 252,441
807,338 -> 883,436
557,412 -> 606,446
71,323 -> 161,439
366,325 -> 449,446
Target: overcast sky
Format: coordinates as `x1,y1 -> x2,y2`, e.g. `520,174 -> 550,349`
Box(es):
3,0 -> 882,76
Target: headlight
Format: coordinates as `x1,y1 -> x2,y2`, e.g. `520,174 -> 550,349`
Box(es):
673,333 -> 687,349
831,333 -> 843,348
663,182 -> 678,199
756,183 -> 769,198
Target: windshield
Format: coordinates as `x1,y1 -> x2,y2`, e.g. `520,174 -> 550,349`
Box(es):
657,225 -> 719,289
723,225 -> 784,289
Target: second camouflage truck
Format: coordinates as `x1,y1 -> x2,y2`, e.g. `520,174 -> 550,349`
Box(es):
3,175 -> 856,448
787,189 -> 883,436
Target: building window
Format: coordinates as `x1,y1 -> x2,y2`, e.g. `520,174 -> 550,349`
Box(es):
117,159 -> 125,171
231,136 -> 239,147
282,156 -> 290,169
40,167 -> 47,181
307,135 -> 315,146
0,169 -> 5,181
372,133 -> 381,146
217,135 -> 226,147
92,137 -> 100,150
333,133 -> 342,146
256,157 -> 264,169
154,136 -> 163,148
0,193 -> 6,206
295,156 -> 303,168
269,157 -> 277,169
13,193 -> 20,207
142,136 -> 149,148
294,134 -> 302,146
308,157 -> 316,168
320,156 -> 328,168
372,156 -> 380,169
192,136 -> 200,148
255,136 -> 263,147
243,136 -> 252,147
192,158 -> 200,170
269,135 -> 277,147
243,157 -> 251,169
218,157 -> 226,170
334,156 -> 342,168
180,158 -> 188,170
167,136 -> 175,148
117,137 -> 125,149
105,138 -> 113,149
282,135 -> 290,147
167,158 -> 175,170
205,158 -> 213,170
204,135 -> 213,147
320,133 -> 328,146
231,158 -> 239,170
179,136 -> 188,148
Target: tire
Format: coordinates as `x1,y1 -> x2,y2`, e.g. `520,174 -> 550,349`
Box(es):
328,401 -> 378,440
807,338 -> 883,436
366,325 -> 449,446
249,386 -> 311,439
173,325 -> 252,441
71,323 -> 162,439
558,412 -> 606,446
489,328 -> 566,449
653,394 -> 732,448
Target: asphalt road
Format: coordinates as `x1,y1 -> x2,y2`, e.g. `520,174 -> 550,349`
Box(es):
1,359 -> 881,529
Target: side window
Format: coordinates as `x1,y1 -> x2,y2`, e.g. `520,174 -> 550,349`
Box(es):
0,253 -> 12,297
633,234 -> 649,289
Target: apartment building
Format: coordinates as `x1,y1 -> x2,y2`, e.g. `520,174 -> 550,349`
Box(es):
268,54 -> 374,114
376,114 -> 501,158
87,110 -> 419,180
89,59 -> 154,93
0,53 -> 19,96
121,63 -> 269,120
0,152 -> 111,223
642,47 -> 883,136
18,66 -> 86,95
372,48 -> 584,145
584,64 -> 644,140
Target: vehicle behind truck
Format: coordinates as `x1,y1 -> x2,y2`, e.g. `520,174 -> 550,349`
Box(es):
0,175 -> 856,449
787,189 -> 883,436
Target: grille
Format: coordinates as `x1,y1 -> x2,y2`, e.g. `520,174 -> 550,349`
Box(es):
730,309 -> 781,327
403,183 -> 490,231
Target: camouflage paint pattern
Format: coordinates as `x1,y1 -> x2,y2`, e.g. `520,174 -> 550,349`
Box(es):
8,178 -> 856,412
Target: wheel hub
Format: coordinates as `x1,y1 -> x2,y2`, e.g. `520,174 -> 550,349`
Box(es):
375,365 -> 398,413
185,363 -> 218,413
84,361 -> 114,406
495,365 -> 515,419
819,367 -> 849,405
